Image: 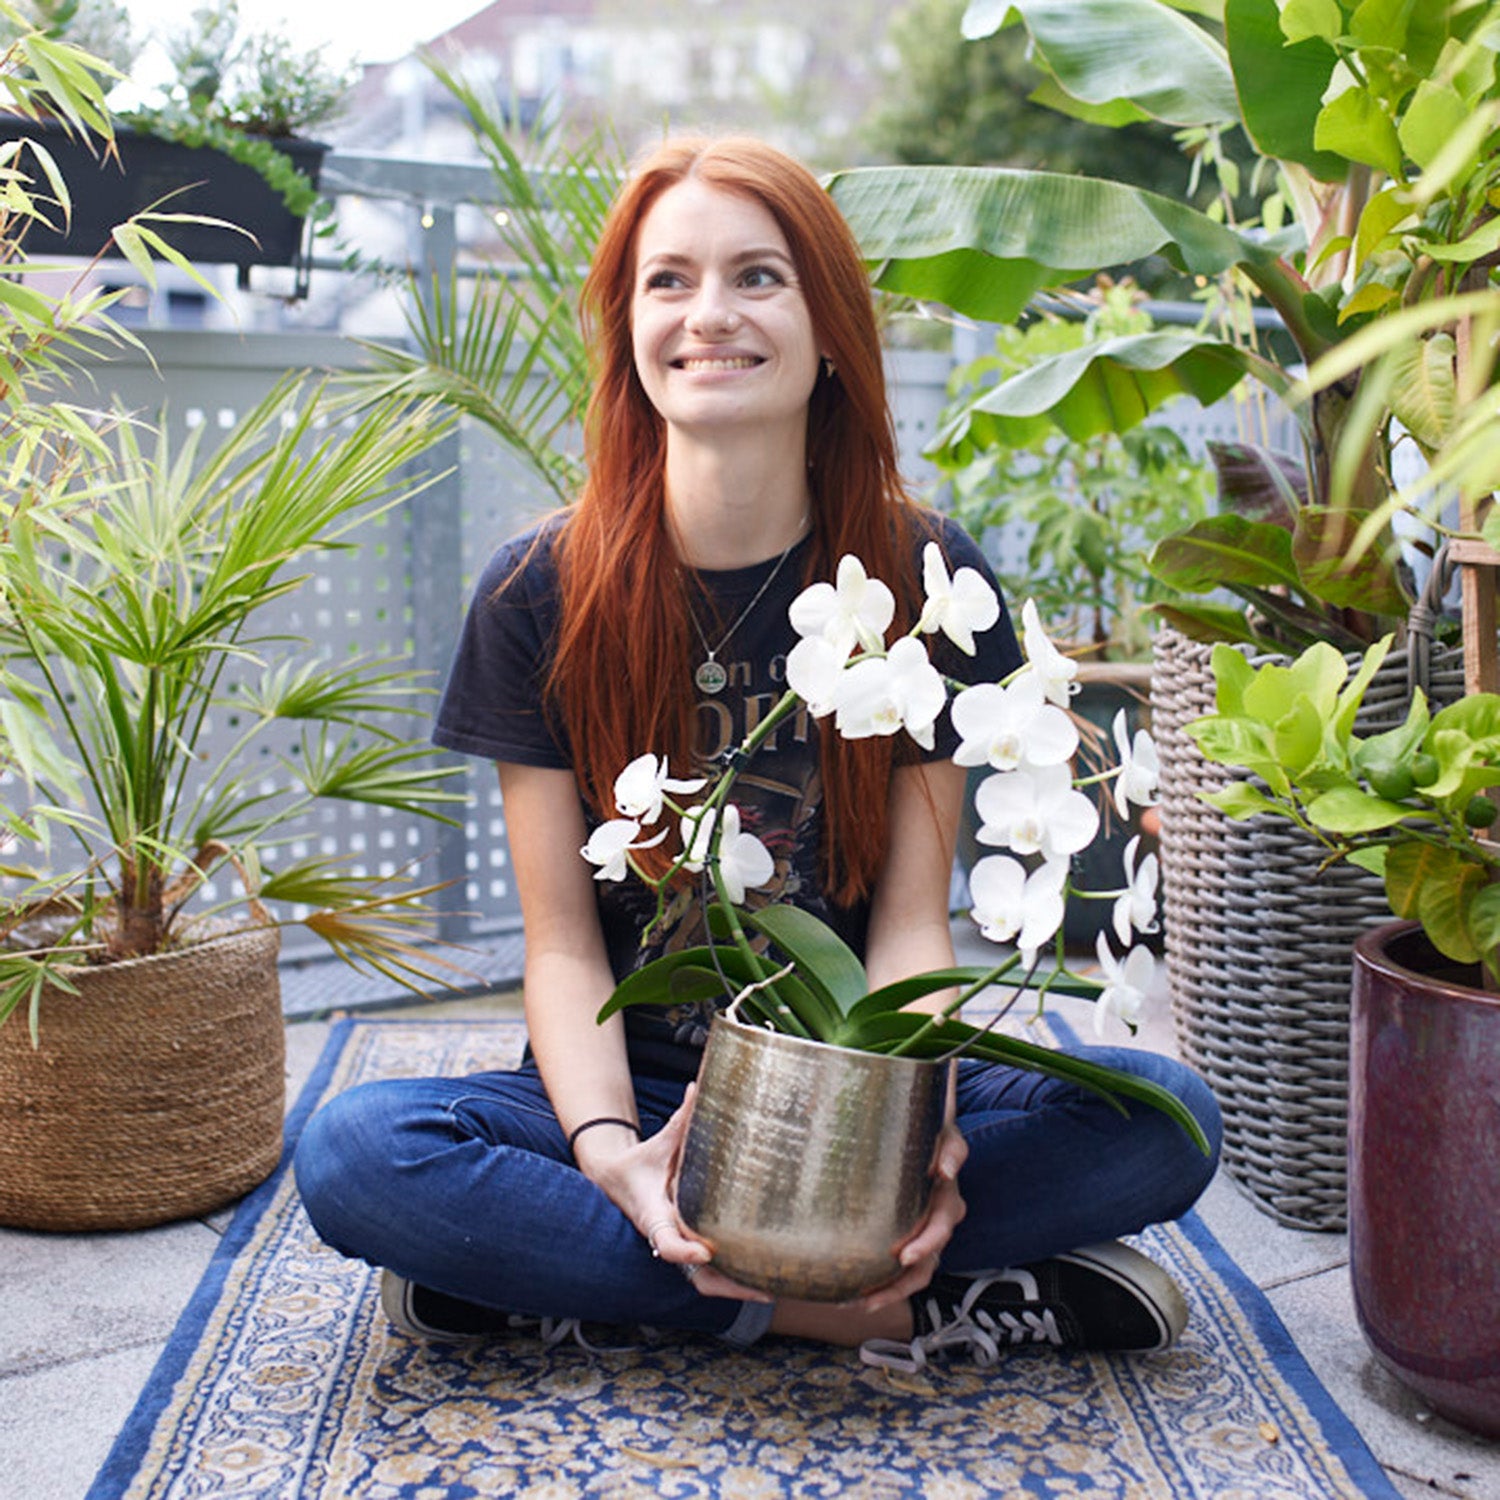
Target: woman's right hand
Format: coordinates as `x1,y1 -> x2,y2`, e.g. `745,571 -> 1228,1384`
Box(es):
579,1086 -> 772,1304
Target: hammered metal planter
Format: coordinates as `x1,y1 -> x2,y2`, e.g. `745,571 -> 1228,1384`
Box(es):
676,1013 -> 947,1301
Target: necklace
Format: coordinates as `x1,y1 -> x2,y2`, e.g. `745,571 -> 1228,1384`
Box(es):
688,519 -> 807,696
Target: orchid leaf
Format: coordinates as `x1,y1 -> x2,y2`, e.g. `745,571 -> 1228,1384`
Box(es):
597,946 -> 761,1021
740,902 -> 868,1019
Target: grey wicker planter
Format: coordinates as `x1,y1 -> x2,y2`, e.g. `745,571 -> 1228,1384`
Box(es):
1150,627 -> 1465,1230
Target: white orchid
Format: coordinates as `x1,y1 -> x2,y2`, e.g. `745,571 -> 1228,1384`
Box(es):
613,753 -> 706,825
1112,834 -> 1160,946
916,541 -> 1001,655
833,636 -> 947,750
788,554 -> 894,658
678,803 -> 775,904
969,855 -> 1068,963
974,764 -> 1099,862
950,670 -> 1078,772
1093,932 -> 1154,1037
1111,710 -> 1160,817
785,634 -> 846,718
581,818 -> 666,882
1020,599 -> 1078,707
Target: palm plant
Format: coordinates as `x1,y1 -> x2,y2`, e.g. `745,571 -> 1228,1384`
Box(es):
0,376 -> 466,1032
348,58 -> 626,504
827,0 -> 1500,652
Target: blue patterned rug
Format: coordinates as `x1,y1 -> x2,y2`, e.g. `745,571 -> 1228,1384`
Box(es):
89,1017 -> 1400,1499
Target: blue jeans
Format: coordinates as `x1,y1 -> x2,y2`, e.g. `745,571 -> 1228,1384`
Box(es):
293,1047 -> 1221,1344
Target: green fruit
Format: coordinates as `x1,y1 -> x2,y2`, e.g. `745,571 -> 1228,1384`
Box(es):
1464,795 -> 1498,829
1367,764 -> 1414,801
1412,753 -> 1440,787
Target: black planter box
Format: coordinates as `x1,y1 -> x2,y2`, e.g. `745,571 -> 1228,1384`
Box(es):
6,118 -> 327,276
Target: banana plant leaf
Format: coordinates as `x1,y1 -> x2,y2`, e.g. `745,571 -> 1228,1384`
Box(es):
931,330 -> 1268,454
824,166 -> 1287,327
966,0 -> 1241,128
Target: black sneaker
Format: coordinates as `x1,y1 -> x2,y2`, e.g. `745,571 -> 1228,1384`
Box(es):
860,1241 -> 1188,1372
379,1269 -> 632,1352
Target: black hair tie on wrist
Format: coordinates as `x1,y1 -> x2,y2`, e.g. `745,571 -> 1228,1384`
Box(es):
567,1116 -> 643,1155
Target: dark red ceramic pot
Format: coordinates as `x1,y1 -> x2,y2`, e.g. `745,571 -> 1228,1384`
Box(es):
1349,920 -> 1500,1438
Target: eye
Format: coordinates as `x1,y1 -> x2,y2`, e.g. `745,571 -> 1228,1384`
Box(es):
739,265 -> 784,289
643,269 -> 685,291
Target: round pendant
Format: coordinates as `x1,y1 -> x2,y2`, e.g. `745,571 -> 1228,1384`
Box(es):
695,659 -> 728,695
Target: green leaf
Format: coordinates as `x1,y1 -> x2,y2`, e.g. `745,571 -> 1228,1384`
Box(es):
1466,882 -> 1500,967
1281,0 -> 1343,44
1386,333 -> 1457,451
597,946 -> 759,1021
1202,780 -> 1287,819
1148,513 -> 1302,595
1314,87 -> 1405,180
1274,694 -> 1327,775
1306,784 -> 1415,833
1349,0 -> 1413,51
933,331 -> 1258,452
1293,508 -> 1411,616
1332,634 -> 1395,741
825,166 -> 1277,325
1150,600 -> 1267,645
1003,0 -> 1240,126
1422,216 -> 1500,265
1384,840 -> 1463,922
1418,858 -> 1486,964
1225,0 -> 1348,178
1399,80 -> 1472,172
741,902 -> 868,1018
1354,186 -> 1418,268
844,966 -> 1017,1029
1348,845 -> 1388,876
1210,642 -> 1256,715
1430,695 -> 1500,744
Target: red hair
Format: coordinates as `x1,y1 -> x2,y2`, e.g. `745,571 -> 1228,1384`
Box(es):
549,136 -> 931,905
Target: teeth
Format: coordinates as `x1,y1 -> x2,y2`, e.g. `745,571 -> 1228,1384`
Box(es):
678,357 -> 759,371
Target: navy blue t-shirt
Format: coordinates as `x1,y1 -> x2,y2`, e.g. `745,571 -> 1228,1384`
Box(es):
434,509 -> 1021,1077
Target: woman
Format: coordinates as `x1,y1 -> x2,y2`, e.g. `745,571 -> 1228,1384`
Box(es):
295,136 -> 1221,1371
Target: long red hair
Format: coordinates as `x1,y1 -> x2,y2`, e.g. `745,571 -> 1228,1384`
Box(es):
549,135 -> 930,905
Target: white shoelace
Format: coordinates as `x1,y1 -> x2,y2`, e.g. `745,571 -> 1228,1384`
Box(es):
518,1314 -> 640,1355
859,1269 -> 1064,1373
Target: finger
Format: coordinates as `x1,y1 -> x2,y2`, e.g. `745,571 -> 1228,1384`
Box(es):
683,1263 -> 773,1303
859,1251 -> 941,1313
934,1127 -> 968,1182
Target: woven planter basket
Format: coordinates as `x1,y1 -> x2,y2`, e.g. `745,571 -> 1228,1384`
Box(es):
0,923 -> 285,1232
1151,627 -> 1465,1231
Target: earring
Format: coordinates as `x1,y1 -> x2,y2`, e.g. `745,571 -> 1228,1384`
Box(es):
823,357 -> 837,380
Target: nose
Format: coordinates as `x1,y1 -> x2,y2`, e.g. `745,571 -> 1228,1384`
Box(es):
684,278 -> 739,336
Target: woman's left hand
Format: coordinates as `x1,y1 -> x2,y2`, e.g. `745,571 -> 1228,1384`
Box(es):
857,1119 -> 968,1313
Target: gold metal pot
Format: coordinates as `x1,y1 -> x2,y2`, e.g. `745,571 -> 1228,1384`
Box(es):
676,1011 -> 948,1301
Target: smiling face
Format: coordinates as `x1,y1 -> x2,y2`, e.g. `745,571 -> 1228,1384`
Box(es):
629,177 -> 822,444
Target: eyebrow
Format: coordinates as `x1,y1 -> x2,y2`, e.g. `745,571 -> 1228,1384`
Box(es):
639,245 -> 795,270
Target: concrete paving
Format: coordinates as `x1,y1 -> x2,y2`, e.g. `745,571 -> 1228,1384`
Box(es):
3,952 -> 1496,1500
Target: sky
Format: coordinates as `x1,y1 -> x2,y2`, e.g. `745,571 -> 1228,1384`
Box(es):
121,0 -> 482,70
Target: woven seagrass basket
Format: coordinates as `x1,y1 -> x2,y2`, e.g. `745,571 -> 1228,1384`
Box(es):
0,923 -> 284,1231
1151,627 -> 1465,1231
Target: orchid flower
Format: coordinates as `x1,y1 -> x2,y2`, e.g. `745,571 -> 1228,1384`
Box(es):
833,636 -> 947,750
785,634 -> 846,718
614,753 -> 707,825
1020,599 -> 1078,707
1093,932 -> 1154,1037
1111,711 -> 1160,817
969,855 -> 1067,963
974,764 -> 1099,862
950,670 -> 1078,772
1112,835 -> 1160,946
788,554 -> 894,658
679,803 -> 775,904
917,541 -> 1001,655
581,818 -> 666,882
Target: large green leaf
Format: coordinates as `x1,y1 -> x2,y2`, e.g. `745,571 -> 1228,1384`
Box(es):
933,331 -> 1259,452
1292,508 -> 1411,616
825,167 -> 1278,325
999,0 -> 1239,127
1148,512 -> 1303,594
1225,0 -> 1349,179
